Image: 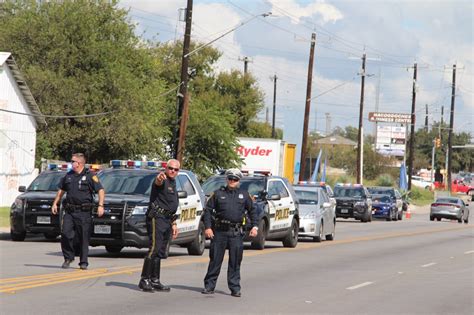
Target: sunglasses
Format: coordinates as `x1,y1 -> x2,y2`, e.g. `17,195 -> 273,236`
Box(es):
227,177 -> 240,182
167,166 -> 179,172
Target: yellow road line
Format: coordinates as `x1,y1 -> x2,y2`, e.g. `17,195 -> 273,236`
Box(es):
1,224 -> 471,293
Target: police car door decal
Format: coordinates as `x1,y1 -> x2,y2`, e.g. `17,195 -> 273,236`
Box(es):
267,180 -> 291,231
176,174 -> 200,234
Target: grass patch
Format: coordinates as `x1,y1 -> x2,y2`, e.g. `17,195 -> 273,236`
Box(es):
0,207 -> 10,228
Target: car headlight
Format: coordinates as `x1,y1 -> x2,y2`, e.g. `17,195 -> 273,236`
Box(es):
355,201 -> 366,207
131,206 -> 147,216
382,206 -> 390,210
11,198 -> 24,212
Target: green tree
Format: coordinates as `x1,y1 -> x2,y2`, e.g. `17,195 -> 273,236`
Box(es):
0,0 -> 169,163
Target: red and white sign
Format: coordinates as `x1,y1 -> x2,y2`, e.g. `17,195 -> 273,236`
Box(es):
236,138 -> 284,175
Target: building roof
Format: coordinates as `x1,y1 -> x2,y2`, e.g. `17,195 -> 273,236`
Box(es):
0,52 -> 46,125
313,134 -> 357,146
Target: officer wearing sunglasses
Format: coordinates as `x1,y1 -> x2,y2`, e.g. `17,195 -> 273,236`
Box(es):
202,168 -> 258,297
138,159 -> 180,292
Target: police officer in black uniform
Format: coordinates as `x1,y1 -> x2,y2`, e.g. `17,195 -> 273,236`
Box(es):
202,168 -> 258,297
138,159 -> 180,292
52,153 -> 105,270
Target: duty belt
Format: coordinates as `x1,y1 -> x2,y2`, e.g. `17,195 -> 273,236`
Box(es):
214,218 -> 242,231
156,207 -> 175,217
65,203 -> 93,213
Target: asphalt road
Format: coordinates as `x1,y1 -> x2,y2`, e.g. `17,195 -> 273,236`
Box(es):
1,206 -> 473,315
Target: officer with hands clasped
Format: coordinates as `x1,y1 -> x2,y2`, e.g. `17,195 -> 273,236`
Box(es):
202,168 -> 258,297
51,153 -> 105,270
138,159 -> 180,292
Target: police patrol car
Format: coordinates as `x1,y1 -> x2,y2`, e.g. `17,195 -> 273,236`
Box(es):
10,163 -> 102,241
202,172 -> 300,250
89,160 -> 206,256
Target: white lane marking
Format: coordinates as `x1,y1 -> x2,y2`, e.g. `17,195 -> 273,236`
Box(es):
397,271 -> 404,274
464,250 -> 474,255
346,281 -> 374,290
421,262 -> 437,268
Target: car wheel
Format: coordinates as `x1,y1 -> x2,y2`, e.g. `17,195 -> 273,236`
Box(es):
251,219 -> 267,250
44,232 -> 59,240
282,218 -> 298,248
313,222 -> 323,242
436,217 -> 441,221
398,210 -> 403,221
386,210 -> 392,221
105,245 -> 123,254
11,230 -> 26,241
187,221 -> 205,255
430,216 -> 435,221
464,216 -> 469,224
458,216 -> 463,223
325,220 -> 335,241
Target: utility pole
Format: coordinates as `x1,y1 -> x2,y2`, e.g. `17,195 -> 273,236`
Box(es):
447,64 -> 456,193
240,56 -> 252,75
174,0 -> 193,162
425,104 -> 428,131
407,63 -> 417,190
271,74 -> 278,138
356,53 -> 366,184
299,32 -> 316,181
265,107 -> 269,124
325,113 -> 331,135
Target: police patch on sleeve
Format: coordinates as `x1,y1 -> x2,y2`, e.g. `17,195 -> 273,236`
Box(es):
92,175 -> 99,183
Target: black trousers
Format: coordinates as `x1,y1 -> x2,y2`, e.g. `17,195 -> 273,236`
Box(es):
203,229 -> 244,293
61,211 -> 91,265
146,215 -> 171,259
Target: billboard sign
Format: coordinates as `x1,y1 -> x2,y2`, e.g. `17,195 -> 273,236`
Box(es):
369,112 -> 413,124
376,126 -> 406,157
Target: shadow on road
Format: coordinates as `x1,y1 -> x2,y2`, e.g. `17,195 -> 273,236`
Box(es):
24,263 -> 70,270
106,281 -> 142,292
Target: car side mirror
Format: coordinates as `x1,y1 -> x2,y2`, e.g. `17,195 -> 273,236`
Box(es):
178,191 -> 188,199
18,186 -> 26,192
268,194 -> 281,201
322,202 -> 331,208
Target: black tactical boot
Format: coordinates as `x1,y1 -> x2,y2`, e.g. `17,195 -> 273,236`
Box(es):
151,257 -> 170,292
138,258 -> 154,292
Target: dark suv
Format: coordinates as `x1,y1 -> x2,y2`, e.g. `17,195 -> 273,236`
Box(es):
333,185 -> 372,222
90,164 -> 206,255
202,174 -> 300,250
10,170 -> 66,241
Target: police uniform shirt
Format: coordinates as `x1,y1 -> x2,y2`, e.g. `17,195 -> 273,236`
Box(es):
59,168 -> 103,205
203,186 -> 258,229
149,177 -> 179,213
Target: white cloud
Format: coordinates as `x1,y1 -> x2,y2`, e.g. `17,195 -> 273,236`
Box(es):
268,0 -> 344,25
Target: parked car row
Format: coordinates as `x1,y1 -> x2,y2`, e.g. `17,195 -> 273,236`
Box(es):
11,164 -> 467,257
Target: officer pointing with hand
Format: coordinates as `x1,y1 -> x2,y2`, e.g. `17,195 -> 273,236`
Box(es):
138,159 -> 180,292
202,169 -> 258,297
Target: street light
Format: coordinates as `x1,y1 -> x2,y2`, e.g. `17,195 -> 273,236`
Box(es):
184,12 -> 272,58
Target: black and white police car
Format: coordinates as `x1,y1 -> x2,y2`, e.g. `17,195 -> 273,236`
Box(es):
90,160 -> 206,256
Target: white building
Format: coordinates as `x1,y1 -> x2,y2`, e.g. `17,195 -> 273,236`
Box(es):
0,52 -> 45,207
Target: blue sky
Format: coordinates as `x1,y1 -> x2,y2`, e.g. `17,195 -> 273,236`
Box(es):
119,0 -> 473,161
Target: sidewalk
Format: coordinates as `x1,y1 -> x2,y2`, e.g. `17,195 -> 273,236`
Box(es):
409,204 -> 430,214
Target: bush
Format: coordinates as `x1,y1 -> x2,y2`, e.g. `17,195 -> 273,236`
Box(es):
375,174 -> 394,187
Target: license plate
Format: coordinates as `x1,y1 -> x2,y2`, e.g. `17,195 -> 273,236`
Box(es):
94,225 -> 111,234
341,209 -> 349,213
37,216 -> 51,224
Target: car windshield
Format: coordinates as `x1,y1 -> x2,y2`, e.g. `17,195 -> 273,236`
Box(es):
202,177 -> 265,197
369,189 -> 394,198
28,172 -> 65,191
372,195 -> 391,203
435,198 -> 459,204
333,187 -> 364,198
99,171 -> 155,195
295,189 -> 318,205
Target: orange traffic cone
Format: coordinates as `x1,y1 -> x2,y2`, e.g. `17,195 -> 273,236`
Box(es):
405,208 -> 411,219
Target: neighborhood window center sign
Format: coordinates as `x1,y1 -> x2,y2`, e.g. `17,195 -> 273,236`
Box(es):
368,112 -> 413,124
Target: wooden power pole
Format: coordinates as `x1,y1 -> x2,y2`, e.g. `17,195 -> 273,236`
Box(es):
174,0 -> 193,162
299,33 -> 316,182
356,53 -> 366,184
407,63 -> 417,190
447,64 -> 456,193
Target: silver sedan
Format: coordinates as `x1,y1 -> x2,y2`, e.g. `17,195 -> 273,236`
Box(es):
294,185 -> 336,242
430,197 -> 469,223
